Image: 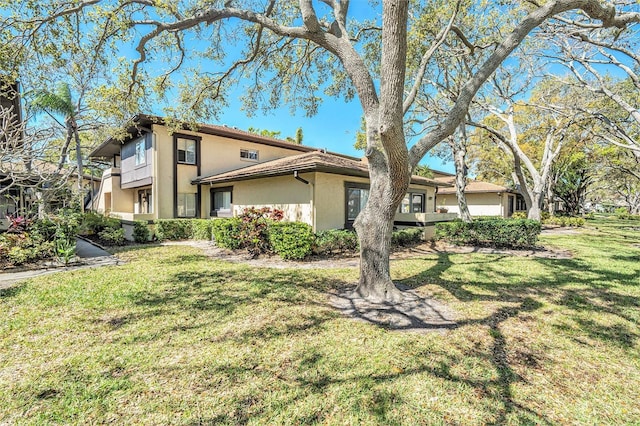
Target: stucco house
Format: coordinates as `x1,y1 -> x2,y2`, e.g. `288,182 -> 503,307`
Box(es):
89,114 -> 456,235
433,174 -> 527,218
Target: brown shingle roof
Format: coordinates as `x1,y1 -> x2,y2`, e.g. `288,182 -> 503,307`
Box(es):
89,113 -> 347,158
193,151 -> 447,187
436,177 -> 514,194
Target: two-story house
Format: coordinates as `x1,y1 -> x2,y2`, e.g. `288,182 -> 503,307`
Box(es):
89,114 -> 455,236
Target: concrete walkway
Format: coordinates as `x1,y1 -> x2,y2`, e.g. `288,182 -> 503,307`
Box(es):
0,238 -> 119,289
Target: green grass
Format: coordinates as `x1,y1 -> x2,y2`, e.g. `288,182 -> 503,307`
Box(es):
1,216 -> 639,424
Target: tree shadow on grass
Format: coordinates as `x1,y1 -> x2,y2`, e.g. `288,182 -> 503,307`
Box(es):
393,248 -> 640,424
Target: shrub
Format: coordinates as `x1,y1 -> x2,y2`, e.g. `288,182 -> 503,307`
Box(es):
211,218 -> 243,249
543,216 -> 585,227
237,207 -> 283,257
31,217 -> 57,241
98,227 -> 126,246
191,219 -> 214,240
313,229 -> 359,255
269,222 -> 314,260
510,212 -> 527,219
0,233 -> 55,266
80,212 -> 120,235
392,228 -> 423,247
155,219 -> 193,240
436,218 -> 541,248
133,220 -> 151,243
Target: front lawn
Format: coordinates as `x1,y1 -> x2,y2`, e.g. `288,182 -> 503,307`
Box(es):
1,217 -> 639,424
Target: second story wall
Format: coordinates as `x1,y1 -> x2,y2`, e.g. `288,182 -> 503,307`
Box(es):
120,133 -> 153,188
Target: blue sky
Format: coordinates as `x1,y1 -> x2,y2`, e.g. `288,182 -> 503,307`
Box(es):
214,85 -> 455,173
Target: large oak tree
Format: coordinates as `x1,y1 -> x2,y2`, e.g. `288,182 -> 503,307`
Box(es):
3,0 -> 638,301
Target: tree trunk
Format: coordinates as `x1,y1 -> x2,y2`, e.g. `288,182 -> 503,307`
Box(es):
71,119 -> 84,212
528,190 -> 543,220
352,0 -> 410,302
450,132 -> 472,223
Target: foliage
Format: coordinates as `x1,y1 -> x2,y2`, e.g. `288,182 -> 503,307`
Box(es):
391,228 -> 424,247
98,227 -> 125,246
237,207 -> 284,258
132,220 -> 151,243
211,218 -> 243,250
542,216 -> 585,227
268,222 -> 315,260
0,232 -> 55,266
436,218 -> 541,248
154,219 -> 193,241
191,219 -> 214,241
80,211 -> 120,235
5,215 -> 31,234
55,236 -> 76,265
510,212 -> 527,219
313,229 -> 359,256
615,207 -> 640,221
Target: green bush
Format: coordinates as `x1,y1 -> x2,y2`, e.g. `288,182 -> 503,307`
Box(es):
191,219 -> 214,240
511,212 -> 527,219
543,216 -> 585,227
436,218 -> 541,248
211,218 -> 243,250
392,228 -> 423,247
269,222 -> 314,260
155,219 -> 193,240
0,233 -> 55,266
133,220 -> 151,243
614,207 -> 640,220
80,211 -> 120,235
313,229 -> 359,255
98,227 -> 126,246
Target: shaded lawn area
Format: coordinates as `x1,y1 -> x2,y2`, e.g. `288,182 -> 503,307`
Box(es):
1,218 -> 639,425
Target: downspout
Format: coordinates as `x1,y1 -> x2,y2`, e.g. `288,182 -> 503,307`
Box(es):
293,171 -> 315,231
293,171 -> 309,185
434,186 -> 438,212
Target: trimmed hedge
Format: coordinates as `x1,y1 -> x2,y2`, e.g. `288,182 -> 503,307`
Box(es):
435,218 -> 541,248
133,221 -> 151,243
392,228 -> 423,247
542,216 -> 585,227
155,219 -> 193,240
269,222 -> 314,260
191,219 -> 214,240
313,229 -> 359,255
211,218 -> 243,249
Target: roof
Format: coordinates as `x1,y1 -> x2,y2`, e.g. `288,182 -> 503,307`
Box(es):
89,113 -> 346,159
435,176 -> 515,194
193,151 -> 448,187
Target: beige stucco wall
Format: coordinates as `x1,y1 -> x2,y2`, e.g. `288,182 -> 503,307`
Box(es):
314,173 -> 437,231
437,192 -> 508,218
208,173 -> 314,224
94,169 -> 135,214
150,125 -> 309,219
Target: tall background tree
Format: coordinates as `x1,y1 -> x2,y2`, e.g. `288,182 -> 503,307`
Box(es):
2,0 -> 638,301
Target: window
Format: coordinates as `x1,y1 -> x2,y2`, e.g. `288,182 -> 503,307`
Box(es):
136,188 -> 152,214
399,193 -> 425,213
177,138 -> 197,164
211,187 -> 232,217
177,193 -> 197,217
134,139 -> 145,166
515,194 -> 527,211
346,187 -> 369,221
240,149 -> 259,161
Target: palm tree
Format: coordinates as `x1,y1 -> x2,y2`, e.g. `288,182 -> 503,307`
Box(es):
31,82 -> 84,209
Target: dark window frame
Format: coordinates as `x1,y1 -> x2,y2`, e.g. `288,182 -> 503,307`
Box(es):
210,186 -> 233,217
344,181 -> 370,228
